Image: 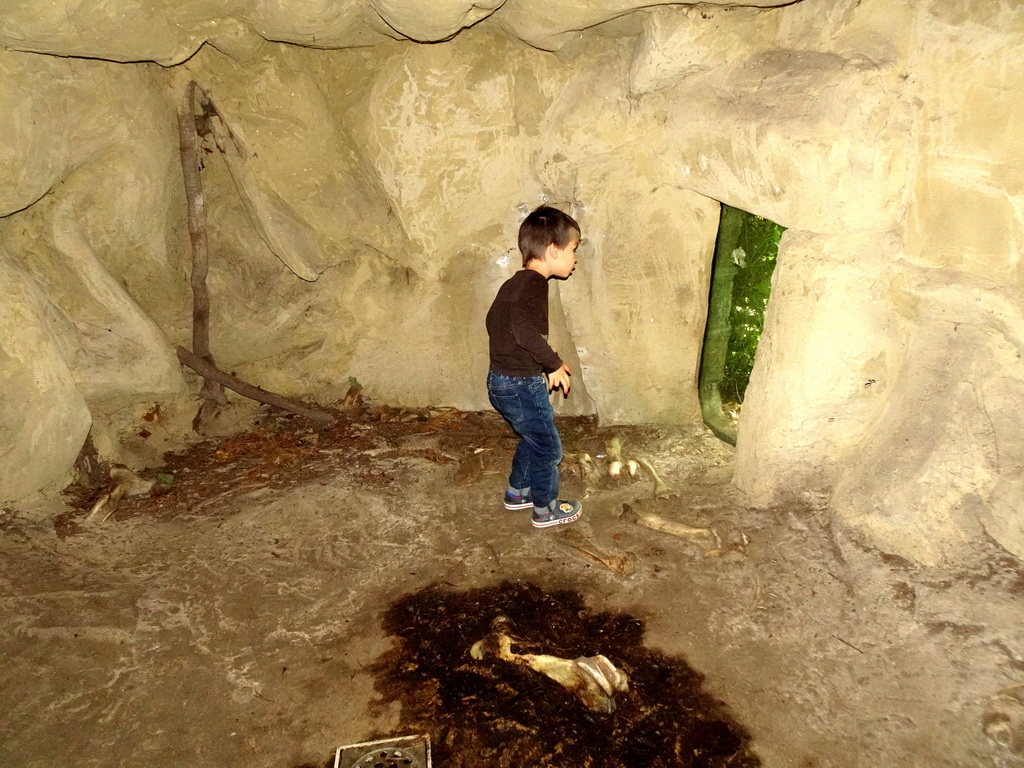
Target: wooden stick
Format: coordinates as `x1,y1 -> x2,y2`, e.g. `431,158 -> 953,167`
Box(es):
176,346 -> 335,426
176,83 -> 334,429
178,81 -> 227,409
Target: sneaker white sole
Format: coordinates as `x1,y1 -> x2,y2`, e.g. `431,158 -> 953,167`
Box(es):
532,509 -> 582,528
504,500 -> 533,510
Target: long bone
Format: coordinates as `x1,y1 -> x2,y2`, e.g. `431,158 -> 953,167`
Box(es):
621,502 -> 718,545
470,616 -> 629,714
637,456 -> 677,499
605,435 -> 624,478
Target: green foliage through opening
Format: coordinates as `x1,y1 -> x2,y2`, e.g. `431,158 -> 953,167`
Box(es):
698,205 -> 784,445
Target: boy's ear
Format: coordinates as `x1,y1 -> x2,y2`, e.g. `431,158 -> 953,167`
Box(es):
542,242 -> 559,260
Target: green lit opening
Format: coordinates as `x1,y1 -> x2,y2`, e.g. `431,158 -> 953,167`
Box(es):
698,204 -> 785,445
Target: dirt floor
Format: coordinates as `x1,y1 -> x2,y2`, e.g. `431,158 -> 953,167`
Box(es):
2,399 -> 1024,767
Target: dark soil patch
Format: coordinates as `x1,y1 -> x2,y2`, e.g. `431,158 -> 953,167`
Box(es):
365,581 -> 760,768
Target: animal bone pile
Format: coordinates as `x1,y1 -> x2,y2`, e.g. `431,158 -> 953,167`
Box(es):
470,615 -> 630,714
373,582 -> 761,768
565,435 -> 678,499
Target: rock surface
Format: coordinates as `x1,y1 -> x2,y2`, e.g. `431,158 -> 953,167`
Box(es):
0,0 -> 1022,567
1,408 -> 1021,768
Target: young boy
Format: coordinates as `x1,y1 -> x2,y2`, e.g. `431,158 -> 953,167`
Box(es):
485,205 -> 583,528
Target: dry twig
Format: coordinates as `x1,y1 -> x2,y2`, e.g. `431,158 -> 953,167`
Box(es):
178,81 -> 227,427
176,346 -> 334,426
175,81 -> 334,429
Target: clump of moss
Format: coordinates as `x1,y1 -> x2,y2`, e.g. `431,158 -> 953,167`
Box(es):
721,210 -> 784,405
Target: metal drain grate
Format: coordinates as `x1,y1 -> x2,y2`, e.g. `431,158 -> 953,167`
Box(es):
334,735 -> 431,768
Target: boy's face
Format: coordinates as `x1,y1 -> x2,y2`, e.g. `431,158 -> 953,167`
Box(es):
548,236 -> 580,279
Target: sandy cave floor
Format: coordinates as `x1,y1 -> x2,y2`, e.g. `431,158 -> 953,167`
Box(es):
2,401 -> 1024,767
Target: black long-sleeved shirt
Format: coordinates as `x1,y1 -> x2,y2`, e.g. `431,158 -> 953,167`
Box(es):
486,269 -> 563,376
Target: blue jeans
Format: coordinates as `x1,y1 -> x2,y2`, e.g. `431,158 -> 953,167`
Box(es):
487,371 -> 562,509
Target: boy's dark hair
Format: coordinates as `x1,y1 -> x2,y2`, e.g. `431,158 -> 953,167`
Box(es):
518,205 -> 581,267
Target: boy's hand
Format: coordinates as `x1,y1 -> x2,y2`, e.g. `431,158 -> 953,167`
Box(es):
547,364 -> 572,396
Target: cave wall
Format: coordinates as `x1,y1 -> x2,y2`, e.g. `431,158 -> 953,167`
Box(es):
745,0 -> 1024,566
1,0 -> 1022,567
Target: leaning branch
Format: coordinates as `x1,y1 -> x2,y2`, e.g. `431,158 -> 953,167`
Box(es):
176,346 -> 335,426
178,80 -> 226,411
176,81 -> 335,429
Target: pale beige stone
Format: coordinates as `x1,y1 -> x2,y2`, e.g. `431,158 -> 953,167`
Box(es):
0,50 -> 188,499
349,33 -> 538,279
831,352 -> 998,567
839,265 -> 1024,562
246,0 -> 368,49
560,167 -> 719,425
734,232 -> 902,504
178,46 -> 401,281
978,330 -> 1024,560
0,0 -> 1022,567
368,0 -> 504,42
0,58 -> 186,405
494,0 -> 792,52
650,49 -> 910,235
906,3 -> 1024,277
0,251 -> 92,502
0,0 -> 805,62
629,6 -> 779,96
0,0 -> 370,63
985,478 -> 1024,562
0,0 -> 215,64
0,52 -> 84,216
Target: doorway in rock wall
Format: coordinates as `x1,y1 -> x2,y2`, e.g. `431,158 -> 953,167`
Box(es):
698,204 -> 784,445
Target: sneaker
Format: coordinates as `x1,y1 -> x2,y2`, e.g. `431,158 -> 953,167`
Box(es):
532,499 -> 582,529
504,490 -> 533,510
